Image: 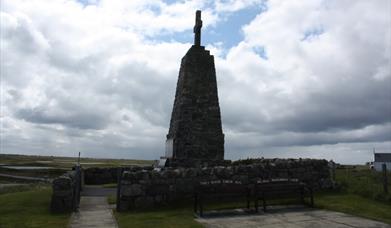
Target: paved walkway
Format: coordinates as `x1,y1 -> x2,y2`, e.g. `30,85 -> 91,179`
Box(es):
69,186 -> 118,228
196,206 -> 391,228
81,185 -> 116,197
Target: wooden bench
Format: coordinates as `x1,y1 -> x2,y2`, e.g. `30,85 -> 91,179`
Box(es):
194,180 -> 251,217
254,179 -> 313,212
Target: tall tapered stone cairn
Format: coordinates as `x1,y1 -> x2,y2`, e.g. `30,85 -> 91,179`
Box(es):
163,10 -> 224,167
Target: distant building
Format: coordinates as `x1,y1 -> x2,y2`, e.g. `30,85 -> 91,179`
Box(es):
373,153 -> 391,171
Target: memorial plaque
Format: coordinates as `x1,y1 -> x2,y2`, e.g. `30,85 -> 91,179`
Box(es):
165,138 -> 173,158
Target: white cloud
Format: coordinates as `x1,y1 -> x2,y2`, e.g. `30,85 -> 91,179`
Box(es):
1,0 -> 390,163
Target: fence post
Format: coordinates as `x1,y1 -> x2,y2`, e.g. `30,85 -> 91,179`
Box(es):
116,167 -> 123,212
73,165 -> 81,212
382,164 -> 388,194
78,166 -> 81,205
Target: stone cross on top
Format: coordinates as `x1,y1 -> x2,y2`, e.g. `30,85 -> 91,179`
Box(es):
193,10 -> 202,46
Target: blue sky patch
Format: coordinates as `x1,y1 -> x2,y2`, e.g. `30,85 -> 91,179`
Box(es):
204,6 -> 264,50
76,0 -> 98,6
148,2 -> 267,55
301,26 -> 324,41
253,46 -> 268,60
146,4 -> 162,15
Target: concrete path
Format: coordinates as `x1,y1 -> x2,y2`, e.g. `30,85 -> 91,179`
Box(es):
81,185 -> 116,197
196,206 -> 391,228
69,186 -> 118,228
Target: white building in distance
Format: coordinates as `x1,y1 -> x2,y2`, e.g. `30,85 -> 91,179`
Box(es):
374,153 -> 391,171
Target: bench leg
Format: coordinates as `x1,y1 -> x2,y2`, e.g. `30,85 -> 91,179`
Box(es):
194,194 -> 198,214
262,192 -> 266,212
199,195 -> 203,217
255,197 -> 259,213
310,188 -> 314,207
246,191 -> 250,209
300,188 -> 305,204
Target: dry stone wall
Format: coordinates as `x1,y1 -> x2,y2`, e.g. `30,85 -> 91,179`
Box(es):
165,158 -> 231,168
84,167 -> 118,185
118,158 -> 331,210
50,170 -> 80,213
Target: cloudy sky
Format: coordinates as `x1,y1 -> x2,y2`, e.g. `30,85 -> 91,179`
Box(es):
1,0 -> 390,164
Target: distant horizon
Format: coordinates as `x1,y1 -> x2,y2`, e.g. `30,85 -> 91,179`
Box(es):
1,151 -> 387,165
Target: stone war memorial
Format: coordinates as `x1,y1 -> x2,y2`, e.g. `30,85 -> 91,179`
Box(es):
41,9 -> 391,228
49,9 -> 337,224
2,3 -> 390,228
113,11 -> 332,211
162,10 -> 225,168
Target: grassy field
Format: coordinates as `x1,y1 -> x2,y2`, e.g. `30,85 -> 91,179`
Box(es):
0,166 -> 67,179
0,187 -> 70,228
335,165 -> 391,202
0,183 -> 44,195
0,154 -> 154,184
0,154 -> 154,169
315,192 -> 391,224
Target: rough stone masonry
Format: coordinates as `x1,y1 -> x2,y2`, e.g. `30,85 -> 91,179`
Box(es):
119,158 -> 332,210
165,10 -> 224,166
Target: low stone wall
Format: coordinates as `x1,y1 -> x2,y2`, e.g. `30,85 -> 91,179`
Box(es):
84,167 -> 118,185
165,158 -> 232,168
50,170 -> 79,213
118,158 -> 331,210
84,166 -> 157,185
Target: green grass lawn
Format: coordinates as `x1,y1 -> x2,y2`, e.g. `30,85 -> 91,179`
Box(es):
316,192 -> 391,224
0,187 -> 70,228
0,153 -> 154,169
0,184 -> 36,194
335,166 -> 391,202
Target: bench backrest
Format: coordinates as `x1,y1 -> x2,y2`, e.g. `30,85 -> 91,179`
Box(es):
255,180 -> 305,195
197,180 -> 249,194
